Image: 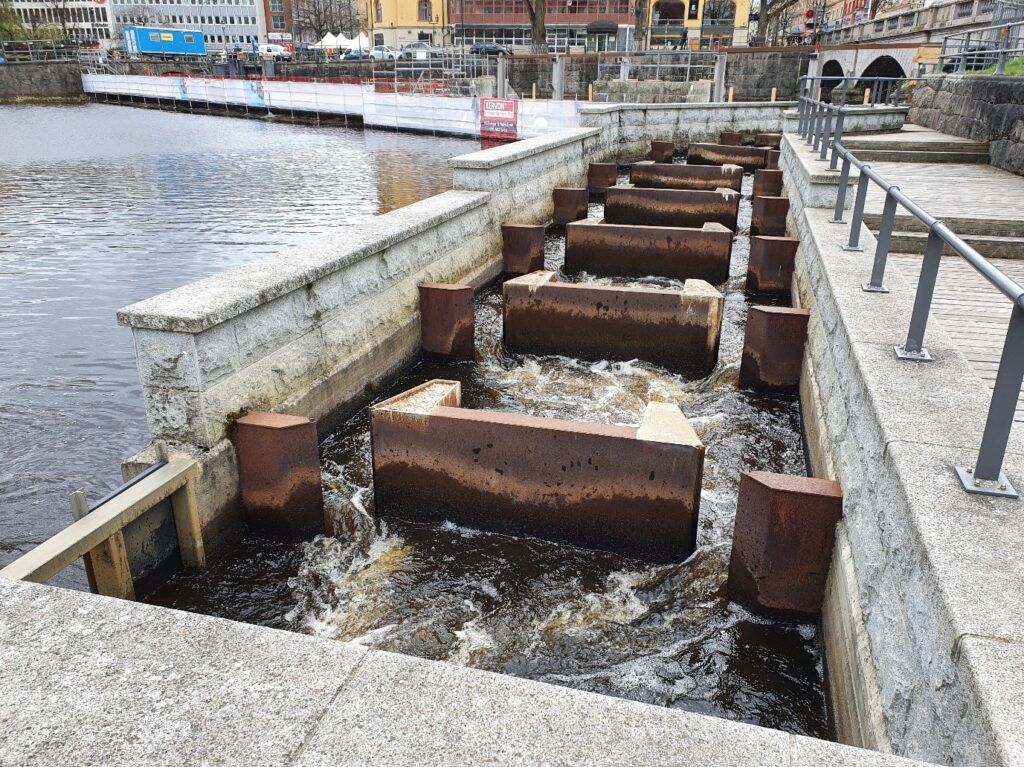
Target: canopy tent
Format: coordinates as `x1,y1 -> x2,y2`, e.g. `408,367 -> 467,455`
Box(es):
311,31 -> 370,50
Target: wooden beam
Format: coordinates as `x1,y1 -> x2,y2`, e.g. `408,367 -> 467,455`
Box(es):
170,479 -> 206,570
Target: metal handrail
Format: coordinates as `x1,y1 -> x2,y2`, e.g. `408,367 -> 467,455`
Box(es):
939,18 -> 1024,74
797,92 -> 1023,498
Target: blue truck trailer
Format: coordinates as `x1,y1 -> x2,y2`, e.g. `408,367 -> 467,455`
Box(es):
123,26 -> 207,57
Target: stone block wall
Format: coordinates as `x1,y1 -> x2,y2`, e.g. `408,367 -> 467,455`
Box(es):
0,61 -> 84,102
909,74 -> 1024,175
723,50 -> 811,102
591,79 -> 711,104
505,55 -> 598,100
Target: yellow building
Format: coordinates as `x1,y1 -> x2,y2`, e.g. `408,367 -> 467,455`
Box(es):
648,0 -> 751,49
367,0 -> 448,49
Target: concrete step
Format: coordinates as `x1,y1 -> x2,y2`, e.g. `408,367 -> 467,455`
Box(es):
879,230 -> 1024,259
864,213 -> 1024,238
842,139 -> 990,153
849,148 -> 990,163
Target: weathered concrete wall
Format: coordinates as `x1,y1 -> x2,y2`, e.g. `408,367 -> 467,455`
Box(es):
723,50 -> 811,102
591,79 -> 712,104
506,55 -> 597,100
782,130 -> 1024,767
0,61 -> 84,102
909,75 -> 1024,176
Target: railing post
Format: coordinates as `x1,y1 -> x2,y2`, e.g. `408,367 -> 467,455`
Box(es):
813,104 -> 825,151
807,103 -> 819,146
830,108 -> 846,170
819,108 -> 834,160
843,167 -> 871,252
831,155 -> 852,223
863,186 -> 898,293
895,227 -> 942,361
955,300 -> 1024,498
996,35 -> 1008,75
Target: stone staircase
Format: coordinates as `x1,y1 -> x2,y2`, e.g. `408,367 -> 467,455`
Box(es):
842,136 -> 990,164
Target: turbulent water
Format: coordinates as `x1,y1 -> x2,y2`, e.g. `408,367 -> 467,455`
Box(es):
0,103 -> 476,586
148,174 -> 829,737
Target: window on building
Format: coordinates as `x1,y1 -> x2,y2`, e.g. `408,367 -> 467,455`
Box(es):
149,31 -> 159,40
184,33 -> 194,42
418,0 -> 432,20
270,0 -> 283,10
375,0 -> 382,22
271,13 -> 285,28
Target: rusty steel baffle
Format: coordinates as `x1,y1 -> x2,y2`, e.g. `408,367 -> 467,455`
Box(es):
755,133 -> 783,149
750,195 -> 790,237
565,220 -> 733,284
738,305 -> 810,392
419,283 -> 474,361
746,236 -> 799,294
686,143 -> 770,172
552,187 -> 589,225
629,162 -> 743,192
649,140 -> 675,163
587,162 -> 619,194
752,169 -> 784,198
369,380 -> 705,563
719,131 -> 743,146
234,412 -> 327,541
728,471 -> 843,618
766,150 -> 781,170
604,185 -> 740,229
503,270 -> 723,376
501,223 -> 546,276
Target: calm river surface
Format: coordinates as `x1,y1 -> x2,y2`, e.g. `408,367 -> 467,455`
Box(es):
0,102 -> 477,585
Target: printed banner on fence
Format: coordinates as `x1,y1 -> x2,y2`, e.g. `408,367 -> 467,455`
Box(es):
480,97 -> 518,140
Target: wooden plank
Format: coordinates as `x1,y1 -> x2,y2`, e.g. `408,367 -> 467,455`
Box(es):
170,479 -> 206,570
0,458 -> 199,584
70,490 -> 135,600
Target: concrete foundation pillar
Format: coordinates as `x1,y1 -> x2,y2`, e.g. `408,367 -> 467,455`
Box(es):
750,195 -> 790,236
713,54 -> 726,102
766,150 -> 781,170
728,471 -> 843,618
739,305 -> 810,392
587,163 -> 619,193
552,187 -> 589,225
746,236 -> 799,293
719,131 -> 743,146
649,141 -> 674,163
501,224 -> 546,276
496,57 -> 508,98
234,412 -> 326,540
752,169 -> 784,198
552,56 -> 565,100
419,283 -> 474,360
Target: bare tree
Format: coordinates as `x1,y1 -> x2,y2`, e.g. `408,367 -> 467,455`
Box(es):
293,0 -> 359,41
751,0 -> 800,44
523,0 -> 546,53
112,3 -> 160,37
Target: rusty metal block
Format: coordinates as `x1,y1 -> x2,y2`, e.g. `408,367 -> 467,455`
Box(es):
750,195 -> 790,237
604,184 -> 740,229
755,133 -> 783,149
552,187 -> 589,225
234,412 -> 325,541
501,224 -> 546,276
370,380 -> 705,563
766,150 -> 781,170
565,220 -> 733,284
503,270 -> 722,376
419,283 -> 474,360
649,140 -> 674,163
687,143 -> 769,172
728,471 -> 843,618
587,162 -> 619,193
738,305 -> 810,392
629,162 -> 743,192
746,236 -> 799,294
752,169 -> 784,198
719,131 -> 743,146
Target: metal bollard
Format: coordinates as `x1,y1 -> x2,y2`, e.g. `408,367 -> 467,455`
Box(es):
843,168 -> 871,252
896,226 -> 942,361
863,187 -> 898,293
831,155 -> 851,224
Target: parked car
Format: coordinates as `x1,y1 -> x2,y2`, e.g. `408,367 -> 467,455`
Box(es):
342,48 -> 370,60
369,45 -> 399,61
401,41 -> 444,59
258,43 -> 292,61
469,42 -> 512,56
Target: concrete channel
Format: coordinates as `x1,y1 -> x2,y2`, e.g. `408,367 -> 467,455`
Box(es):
1,98 -> 990,766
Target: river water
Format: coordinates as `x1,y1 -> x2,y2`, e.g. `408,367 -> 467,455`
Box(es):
0,102 -> 476,585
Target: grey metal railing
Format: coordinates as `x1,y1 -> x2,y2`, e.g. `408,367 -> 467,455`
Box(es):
940,18 -> 1024,73
797,93 -> 1022,499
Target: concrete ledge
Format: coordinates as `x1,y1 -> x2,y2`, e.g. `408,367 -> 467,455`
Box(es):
781,106 -> 909,137
369,380 -> 704,563
449,128 -> 601,169
502,270 -> 723,375
781,133 -> 858,212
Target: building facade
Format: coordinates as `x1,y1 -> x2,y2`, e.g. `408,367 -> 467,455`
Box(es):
9,0 -> 114,43
111,0 -> 267,51
367,0 -> 449,48
263,0 -> 292,43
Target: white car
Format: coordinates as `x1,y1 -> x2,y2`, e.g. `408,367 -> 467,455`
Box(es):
258,43 -> 292,61
369,45 -> 399,61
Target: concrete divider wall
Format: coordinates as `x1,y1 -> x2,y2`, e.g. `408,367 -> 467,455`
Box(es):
0,61 -> 85,102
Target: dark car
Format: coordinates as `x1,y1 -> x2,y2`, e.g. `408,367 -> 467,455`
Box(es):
342,49 -> 371,61
469,43 -> 513,56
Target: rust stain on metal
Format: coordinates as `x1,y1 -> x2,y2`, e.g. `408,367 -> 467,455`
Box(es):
501,224 -> 546,276
728,471 -> 843,618
719,131 -> 743,146
234,411 -> 326,541
766,150 -> 781,170
503,271 -> 722,375
755,134 -> 783,149
752,169 -> 784,198
587,162 -> 619,193
370,383 -> 705,563
552,187 -> 589,225
738,305 -> 810,392
747,236 -> 799,294
629,162 -> 743,192
565,219 -> 733,284
649,140 -> 674,163
419,283 -> 474,360
687,143 -> 770,172
750,195 -> 790,237
604,184 -> 740,229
